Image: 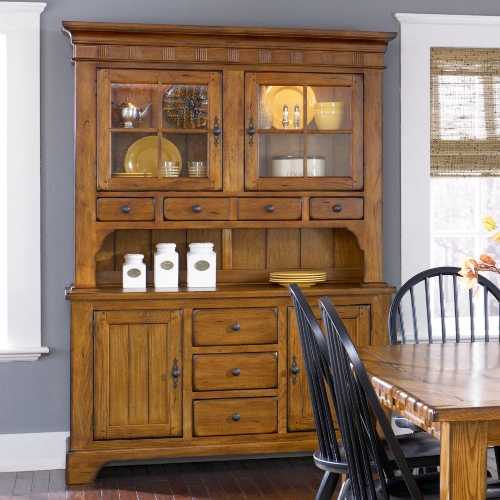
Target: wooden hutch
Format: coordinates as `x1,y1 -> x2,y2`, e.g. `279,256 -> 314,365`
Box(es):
62,22 -> 396,484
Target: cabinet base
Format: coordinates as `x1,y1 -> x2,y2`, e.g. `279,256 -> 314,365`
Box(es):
66,436 -> 318,484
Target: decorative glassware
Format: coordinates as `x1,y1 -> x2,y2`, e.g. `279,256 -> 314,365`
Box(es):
258,86 -> 273,129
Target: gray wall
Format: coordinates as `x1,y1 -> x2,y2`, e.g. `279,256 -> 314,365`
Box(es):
1,0 -> 499,434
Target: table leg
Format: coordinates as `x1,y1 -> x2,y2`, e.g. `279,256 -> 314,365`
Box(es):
439,421 -> 487,500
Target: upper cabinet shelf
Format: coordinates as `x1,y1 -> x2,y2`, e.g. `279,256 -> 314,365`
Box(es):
245,72 -> 363,191
97,69 -> 222,191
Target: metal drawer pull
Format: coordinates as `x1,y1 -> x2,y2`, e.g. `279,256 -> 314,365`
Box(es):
265,205 -> 275,213
232,413 -> 241,421
231,323 -> 241,331
192,205 -> 202,213
333,204 -> 342,213
122,205 -> 131,214
231,368 -> 240,376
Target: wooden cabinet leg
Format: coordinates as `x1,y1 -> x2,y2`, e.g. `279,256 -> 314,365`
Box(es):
66,452 -> 108,485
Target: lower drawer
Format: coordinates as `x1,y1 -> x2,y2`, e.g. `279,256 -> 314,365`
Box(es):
193,397 -> 278,436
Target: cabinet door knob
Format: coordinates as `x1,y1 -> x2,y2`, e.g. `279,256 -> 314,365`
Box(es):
122,205 -> 131,214
247,116 -> 256,146
232,413 -> 241,421
291,366 -> 299,375
333,204 -> 342,213
231,368 -> 240,376
213,116 -> 221,146
231,323 -> 241,331
192,205 -> 202,213
265,205 -> 275,213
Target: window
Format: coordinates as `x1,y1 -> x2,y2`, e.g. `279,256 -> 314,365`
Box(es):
395,13 -> 500,285
0,2 -> 47,361
396,14 -> 500,342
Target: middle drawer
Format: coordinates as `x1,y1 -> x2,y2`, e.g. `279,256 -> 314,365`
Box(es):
192,353 -> 278,391
164,197 -> 229,220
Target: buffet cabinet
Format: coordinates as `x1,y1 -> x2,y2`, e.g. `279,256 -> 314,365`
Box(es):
63,22 -> 396,484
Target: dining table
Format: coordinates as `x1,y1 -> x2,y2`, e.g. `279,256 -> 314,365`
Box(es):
358,342 -> 500,500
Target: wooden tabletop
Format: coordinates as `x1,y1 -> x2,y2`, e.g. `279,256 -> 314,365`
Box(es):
359,342 -> 500,499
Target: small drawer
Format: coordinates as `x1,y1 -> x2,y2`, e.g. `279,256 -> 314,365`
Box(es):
238,198 -> 302,220
193,397 -> 278,436
164,198 -> 229,220
96,198 -> 155,221
193,308 -> 277,346
192,353 -> 278,391
310,197 -> 363,220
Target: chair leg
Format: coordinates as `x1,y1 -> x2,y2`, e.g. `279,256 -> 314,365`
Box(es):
315,471 -> 340,500
494,446 -> 500,477
337,477 -> 351,500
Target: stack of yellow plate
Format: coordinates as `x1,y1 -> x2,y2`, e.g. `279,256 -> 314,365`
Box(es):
269,270 -> 327,288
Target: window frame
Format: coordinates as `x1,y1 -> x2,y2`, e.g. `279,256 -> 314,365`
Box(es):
395,13 -> 500,286
0,2 -> 47,361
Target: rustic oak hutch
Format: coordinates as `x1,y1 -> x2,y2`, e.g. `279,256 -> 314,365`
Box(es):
62,22 -> 396,484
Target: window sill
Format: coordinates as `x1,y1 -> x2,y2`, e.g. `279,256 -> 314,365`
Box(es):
0,347 -> 49,362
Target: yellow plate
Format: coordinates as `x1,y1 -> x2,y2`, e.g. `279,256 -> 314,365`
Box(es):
112,172 -> 153,178
270,278 -> 326,282
270,280 -> 318,288
124,136 -> 182,176
265,86 -> 316,130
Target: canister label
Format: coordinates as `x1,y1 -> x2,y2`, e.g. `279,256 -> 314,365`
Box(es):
127,268 -> 141,278
161,260 -> 174,270
194,260 -> 210,271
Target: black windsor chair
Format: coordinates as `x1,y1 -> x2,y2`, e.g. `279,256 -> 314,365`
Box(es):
388,266 -> 500,470
318,295 -> 500,499
288,284 -> 440,500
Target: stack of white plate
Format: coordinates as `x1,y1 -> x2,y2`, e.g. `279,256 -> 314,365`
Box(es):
162,161 -> 180,177
188,161 -> 207,177
269,270 -> 327,288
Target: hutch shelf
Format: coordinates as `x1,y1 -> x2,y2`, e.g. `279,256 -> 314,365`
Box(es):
63,22 -> 396,484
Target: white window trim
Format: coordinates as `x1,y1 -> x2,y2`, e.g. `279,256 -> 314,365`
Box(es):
395,13 -> 500,286
0,2 -> 47,361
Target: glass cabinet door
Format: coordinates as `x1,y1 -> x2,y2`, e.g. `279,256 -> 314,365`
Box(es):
245,72 -> 363,191
97,69 -> 222,191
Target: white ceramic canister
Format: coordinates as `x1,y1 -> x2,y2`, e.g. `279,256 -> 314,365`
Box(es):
271,156 -> 325,177
154,243 -> 179,288
187,242 -> 216,287
122,254 -> 147,289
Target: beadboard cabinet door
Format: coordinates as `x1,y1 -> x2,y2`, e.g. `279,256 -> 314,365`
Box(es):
93,309 -> 182,440
287,304 -> 370,431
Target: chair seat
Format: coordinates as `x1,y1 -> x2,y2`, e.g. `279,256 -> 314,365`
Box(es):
313,431 -> 440,475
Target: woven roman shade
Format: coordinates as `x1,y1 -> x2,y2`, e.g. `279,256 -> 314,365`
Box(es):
431,47 -> 500,177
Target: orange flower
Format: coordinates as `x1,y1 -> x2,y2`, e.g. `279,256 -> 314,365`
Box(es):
479,253 -> 496,266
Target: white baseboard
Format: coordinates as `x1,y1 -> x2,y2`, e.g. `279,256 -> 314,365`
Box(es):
0,431 -> 69,472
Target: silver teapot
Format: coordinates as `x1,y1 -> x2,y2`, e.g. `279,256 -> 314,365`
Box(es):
113,98 -> 153,128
